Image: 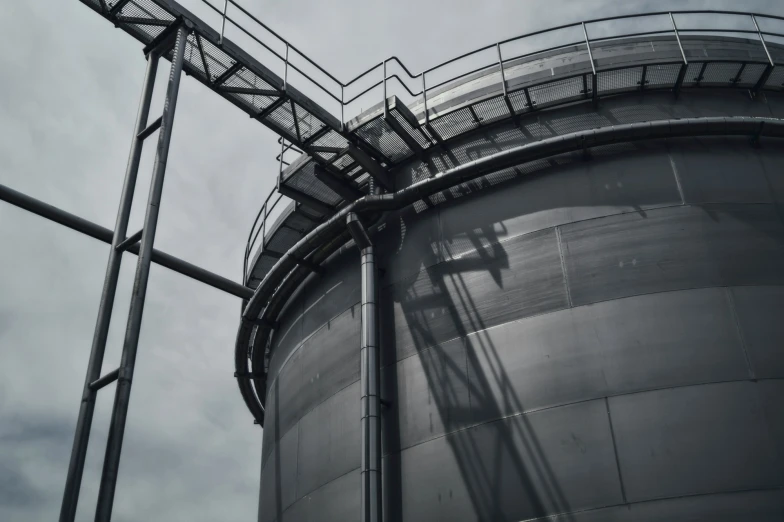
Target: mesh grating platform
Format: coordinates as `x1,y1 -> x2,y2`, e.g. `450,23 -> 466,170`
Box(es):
355,117 -> 412,162
598,67 -> 643,95
645,63 -> 682,88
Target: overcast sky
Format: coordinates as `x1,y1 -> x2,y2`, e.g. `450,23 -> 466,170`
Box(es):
2,1 -> 783,521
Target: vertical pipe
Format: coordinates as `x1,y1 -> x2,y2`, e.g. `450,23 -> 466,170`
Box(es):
59,52 -> 159,522
346,212 -> 381,522
382,60 -> 388,119
219,0 -> 228,44
94,26 -> 188,522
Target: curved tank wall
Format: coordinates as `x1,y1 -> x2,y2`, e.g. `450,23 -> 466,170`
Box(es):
257,87 -> 784,521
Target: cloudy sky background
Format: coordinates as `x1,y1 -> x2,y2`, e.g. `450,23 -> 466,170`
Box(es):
1,1 -> 783,521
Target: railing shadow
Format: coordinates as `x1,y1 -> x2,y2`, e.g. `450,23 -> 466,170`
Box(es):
383,222 -> 576,522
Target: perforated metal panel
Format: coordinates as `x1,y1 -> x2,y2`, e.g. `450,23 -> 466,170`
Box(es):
598,67 -> 643,95
390,108 -> 432,149
355,117 -> 413,163
644,63 -> 682,88
472,95 -> 511,124
429,107 -> 479,141
737,63 -> 768,87
701,62 -> 743,86
529,75 -> 588,108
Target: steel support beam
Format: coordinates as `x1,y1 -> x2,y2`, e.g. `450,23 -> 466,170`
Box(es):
346,143 -> 392,191
0,183 -> 252,300
58,52 -> 160,522
89,368 -> 121,391
314,164 -> 364,201
95,27 -> 188,521
346,213 -> 381,522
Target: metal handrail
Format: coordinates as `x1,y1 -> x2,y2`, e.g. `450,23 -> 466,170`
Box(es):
239,7 -> 784,282
205,3 -> 784,124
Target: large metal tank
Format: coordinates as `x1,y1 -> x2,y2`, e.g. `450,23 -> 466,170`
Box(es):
251,31 -> 784,522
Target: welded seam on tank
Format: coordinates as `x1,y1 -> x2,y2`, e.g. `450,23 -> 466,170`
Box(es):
238,117 -> 784,426
724,288 -> 756,380
513,486 -> 784,522
604,396 -> 628,503
554,226 -> 573,308
264,280 -> 784,441
376,377 -> 784,458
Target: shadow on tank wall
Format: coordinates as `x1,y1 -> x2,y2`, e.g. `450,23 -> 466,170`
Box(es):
258,88 -> 784,522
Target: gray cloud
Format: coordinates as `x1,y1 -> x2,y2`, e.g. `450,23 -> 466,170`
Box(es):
1,0 -> 782,521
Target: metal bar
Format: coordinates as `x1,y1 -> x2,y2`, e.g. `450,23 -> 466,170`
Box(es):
524,86 -> 534,110
136,115 -> 162,141
0,183 -> 252,300
383,110 -> 425,157
58,52 -> 159,522
290,254 -> 325,276
278,138 -> 286,181
421,73 -> 428,124
115,229 -> 143,252
257,97 -> 287,122
88,368 -> 120,391
640,64 -> 648,90
753,15 -> 775,67
346,143 -> 392,191
314,164 -> 364,201
277,184 -> 333,215
497,43 -> 508,97
340,86 -> 345,132
583,22 -> 598,107
115,16 -> 171,27
95,27 -> 188,522
219,0 -> 228,45
219,86 -> 279,96
383,60 -> 388,120
670,13 -> 689,66
195,33 -> 211,80
283,44 -> 289,91
291,100 -> 302,143
732,62 -> 747,84
213,61 -> 242,86
346,213 -> 381,522
108,0 -> 131,16
695,61 -> 708,86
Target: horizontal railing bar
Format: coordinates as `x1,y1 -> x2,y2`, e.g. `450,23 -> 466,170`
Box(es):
88,368 -> 120,391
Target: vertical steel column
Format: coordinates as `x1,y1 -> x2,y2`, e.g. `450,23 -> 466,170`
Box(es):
346,213 -> 380,522
59,52 -> 160,522
671,13 -> 688,96
94,25 -> 188,522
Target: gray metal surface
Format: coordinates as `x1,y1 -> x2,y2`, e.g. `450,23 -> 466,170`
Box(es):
730,286 -> 784,379
609,381 -> 784,501
560,203 -> 784,307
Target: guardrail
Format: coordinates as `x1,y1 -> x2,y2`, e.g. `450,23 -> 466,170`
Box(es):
235,6 -> 784,283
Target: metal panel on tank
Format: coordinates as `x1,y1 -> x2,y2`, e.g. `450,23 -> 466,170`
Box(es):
259,425 -> 299,522
284,469 -> 361,522
390,399 -> 623,522
729,285 -> 784,379
296,381 -> 360,497
465,288 -> 749,425
520,490 -> 784,522
609,381 -> 784,502
669,137 -> 774,204
560,204 -> 784,306
380,227 -> 568,363
439,143 -> 681,258
382,337 -> 471,452
298,304 -> 360,420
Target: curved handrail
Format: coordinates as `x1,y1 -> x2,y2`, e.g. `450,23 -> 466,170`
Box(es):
201,3 -> 784,124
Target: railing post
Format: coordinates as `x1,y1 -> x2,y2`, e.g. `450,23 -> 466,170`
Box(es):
219,0 -> 228,45
382,60 -> 388,119
93,25 -> 189,522
283,43 -> 289,91
58,48 -> 160,522
752,14 -> 775,96
582,22 -> 598,107
497,42 -> 508,97
671,12 -> 688,97
341,85 -> 345,132
421,73 -> 429,125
